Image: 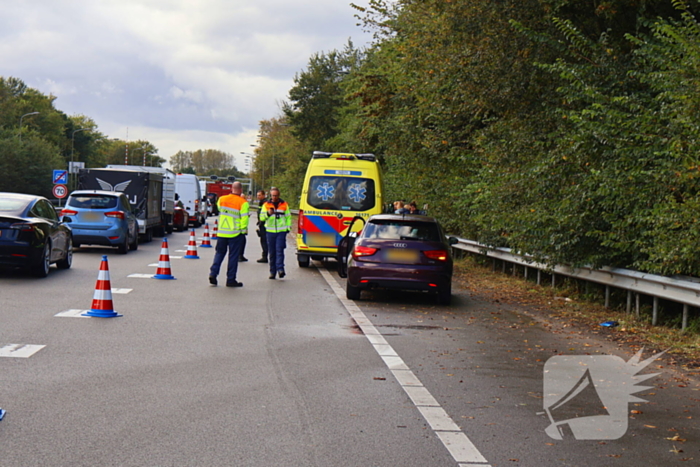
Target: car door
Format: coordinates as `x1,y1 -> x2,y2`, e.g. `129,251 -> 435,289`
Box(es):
34,199 -> 65,261
121,194 -> 138,243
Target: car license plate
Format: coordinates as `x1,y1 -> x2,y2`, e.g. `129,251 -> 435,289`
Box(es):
385,248 -> 418,263
306,233 -> 336,247
82,212 -> 102,221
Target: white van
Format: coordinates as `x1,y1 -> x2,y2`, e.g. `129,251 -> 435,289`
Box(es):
175,173 -> 207,227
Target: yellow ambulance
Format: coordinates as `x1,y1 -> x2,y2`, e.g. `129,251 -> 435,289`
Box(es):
296,152 -> 384,267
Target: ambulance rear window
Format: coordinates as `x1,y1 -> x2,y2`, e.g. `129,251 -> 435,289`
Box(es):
307,176 -> 375,211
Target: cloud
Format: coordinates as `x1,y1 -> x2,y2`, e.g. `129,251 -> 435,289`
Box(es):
0,0 -> 371,163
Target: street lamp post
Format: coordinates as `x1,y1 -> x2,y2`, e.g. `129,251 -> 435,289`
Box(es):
19,112 -> 40,143
241,151 -> 263,190
70,128 -> 89,192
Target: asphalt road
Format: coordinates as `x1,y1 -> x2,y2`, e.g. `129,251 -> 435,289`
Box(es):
0,221 -> 698,466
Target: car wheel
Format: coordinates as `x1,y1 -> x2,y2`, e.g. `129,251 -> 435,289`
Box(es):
298,255 -> 310,268
117,238 -> 128,254
32,242 -> 51,278
56,241 -> 73,269
129,233 -> 138,251
437,284 -> 452,305
73,242 -> 81,249
346,282 -> 361,300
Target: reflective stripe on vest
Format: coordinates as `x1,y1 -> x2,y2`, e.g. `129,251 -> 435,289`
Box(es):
217,194 -> 249,237
261,200 -> 291,233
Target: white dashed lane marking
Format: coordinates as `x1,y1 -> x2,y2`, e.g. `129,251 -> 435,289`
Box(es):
318,267 -> 491,467
0,344 -> 45,358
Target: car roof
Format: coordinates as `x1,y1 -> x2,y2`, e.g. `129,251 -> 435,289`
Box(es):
368,213 -> 438,223
0,192 -> 44,200
69,190 -> 124,196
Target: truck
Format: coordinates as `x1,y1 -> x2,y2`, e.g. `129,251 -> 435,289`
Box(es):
107,165 -> 176,235
77,168 -> 164,242
200,177 -> 234,216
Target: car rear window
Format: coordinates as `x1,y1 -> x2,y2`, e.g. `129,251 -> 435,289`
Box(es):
0,198 -> 30,215
307,176 -> 376,211
68,195 -> 118,209
362,220 -> 442,242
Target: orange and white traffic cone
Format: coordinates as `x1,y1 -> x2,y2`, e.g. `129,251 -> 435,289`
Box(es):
83,255 -> 122,317
201,223 -> 213,248
153,237 -> 176,279
212,219 -> 218,238
184,229 -> 200,259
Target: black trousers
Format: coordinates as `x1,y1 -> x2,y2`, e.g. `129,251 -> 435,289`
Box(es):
258,225 -> 268,259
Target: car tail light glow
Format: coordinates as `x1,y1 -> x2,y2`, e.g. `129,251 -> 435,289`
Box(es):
423,250 -> 449,261
352,245 -> 378,258
104,211 -> 125,220
60,209 -> 78,216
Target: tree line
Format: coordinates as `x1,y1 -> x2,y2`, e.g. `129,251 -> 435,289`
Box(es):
0,77 -> 240,197
255,0 -> 700,277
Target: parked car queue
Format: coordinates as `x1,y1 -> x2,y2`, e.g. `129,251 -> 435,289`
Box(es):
0,190 -> 202,278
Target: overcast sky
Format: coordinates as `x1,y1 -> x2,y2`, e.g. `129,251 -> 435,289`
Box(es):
1,0 -> 372,169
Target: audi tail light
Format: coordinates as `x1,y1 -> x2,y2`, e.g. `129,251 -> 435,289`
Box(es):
352,245 -> 378,258
423,250 -> 449,261
60,209 -> 78,216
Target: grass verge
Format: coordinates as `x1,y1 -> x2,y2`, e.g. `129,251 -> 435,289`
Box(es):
453,255 -> 700,373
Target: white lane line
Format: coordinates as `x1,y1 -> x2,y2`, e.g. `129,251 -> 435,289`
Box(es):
55,309 -> 91,318
0,344 -> 46,358
128,274 -> 156,278
318,267 -> 491,467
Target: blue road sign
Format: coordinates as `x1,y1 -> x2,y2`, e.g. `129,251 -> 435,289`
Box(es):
53,170 -> 68,184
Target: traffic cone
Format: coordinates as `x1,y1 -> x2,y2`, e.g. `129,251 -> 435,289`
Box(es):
201,223 -> 213,248
184,229 -> 200,259
153,237 -> 177,279
212,219 -> 218,238
83,255 -> 122,317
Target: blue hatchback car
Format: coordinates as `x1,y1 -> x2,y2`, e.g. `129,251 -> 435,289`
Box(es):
61,190 -> 138,254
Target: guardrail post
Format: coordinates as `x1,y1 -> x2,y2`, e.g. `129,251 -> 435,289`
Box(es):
502,261 -> 506,274
492,258 -> 496,272
682,304 -> 689,331
537,269 -> 541,286
626,291 -> 632,314
551,273 -> 556,288
524,266 -> 528,281
652,297 -> 659,326
605,285 -> 610,309
635,293 -> 641,318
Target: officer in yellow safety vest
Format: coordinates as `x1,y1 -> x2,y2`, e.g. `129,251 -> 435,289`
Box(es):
260,186 -> 291,279
208,181 -> 249,287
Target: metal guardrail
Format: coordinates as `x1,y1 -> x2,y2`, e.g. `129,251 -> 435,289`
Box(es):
452,238 -> 698,329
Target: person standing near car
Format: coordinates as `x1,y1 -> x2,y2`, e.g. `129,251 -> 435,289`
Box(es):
260,187 -> 291,279
255,189 -> 269,263
209,181 -> 249,287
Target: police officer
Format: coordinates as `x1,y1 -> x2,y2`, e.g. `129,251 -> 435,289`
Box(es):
260,187 -> 291,279
208,181 -> 249,287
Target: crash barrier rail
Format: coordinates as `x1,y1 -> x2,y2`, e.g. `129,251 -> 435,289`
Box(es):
451,238 -> 699,331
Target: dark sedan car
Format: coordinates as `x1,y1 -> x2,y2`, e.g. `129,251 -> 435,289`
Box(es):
341,214 -> 457,305
0,192 -> 73,277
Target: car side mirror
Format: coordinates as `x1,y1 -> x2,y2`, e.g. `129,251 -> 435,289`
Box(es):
62,216 -> 72,223
448,236 -> 458,245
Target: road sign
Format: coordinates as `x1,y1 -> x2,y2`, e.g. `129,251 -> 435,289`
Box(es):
53,170 -> 68,184
53,184 -> 68,199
